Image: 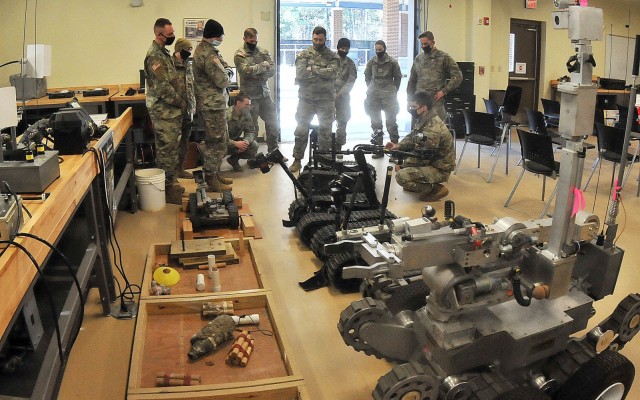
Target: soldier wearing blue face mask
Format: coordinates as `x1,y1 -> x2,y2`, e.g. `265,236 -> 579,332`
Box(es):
193,19 -> 235,192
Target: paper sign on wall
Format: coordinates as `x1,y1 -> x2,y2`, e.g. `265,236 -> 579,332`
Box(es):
515,62 -> 527,74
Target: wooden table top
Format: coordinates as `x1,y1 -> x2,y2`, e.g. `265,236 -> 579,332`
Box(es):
17,85 -> 120,108
111,83 -> 146,103
0,108 -> 133,337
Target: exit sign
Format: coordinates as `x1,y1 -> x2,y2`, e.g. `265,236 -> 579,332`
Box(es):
525,0 -> 537,8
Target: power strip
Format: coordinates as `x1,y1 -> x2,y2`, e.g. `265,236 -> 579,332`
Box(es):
0,194 -> 22,245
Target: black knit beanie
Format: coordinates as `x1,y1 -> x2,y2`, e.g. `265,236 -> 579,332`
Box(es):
337,38 -> 350,49
203,19 -> 224,39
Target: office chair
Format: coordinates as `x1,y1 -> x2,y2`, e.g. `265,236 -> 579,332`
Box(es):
505,129 -> 560,218
501,85 -> 523,121
583,123 -> 638,191
540,98 -> 560,127
483,98 -> 501,119
525,108 -> 560,140
454,110 -> 505,182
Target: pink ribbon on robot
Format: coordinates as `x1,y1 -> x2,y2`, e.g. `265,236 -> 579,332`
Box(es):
572,187 -> 585,218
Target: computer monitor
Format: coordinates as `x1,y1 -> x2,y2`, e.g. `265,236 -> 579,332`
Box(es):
229,67 -> 237,85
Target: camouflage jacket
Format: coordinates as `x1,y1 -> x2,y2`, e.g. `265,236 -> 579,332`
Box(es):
335,55 -> 357,97
144,41 -> 184,119
234,44 -> 276,99
193,41 -> 231,111
295,45 -> 340,101
226,106 -> 256,152
364,53 -> 402,98
407,48 -> 462,100
174,55 -> 196,117
398,108 -> 455,172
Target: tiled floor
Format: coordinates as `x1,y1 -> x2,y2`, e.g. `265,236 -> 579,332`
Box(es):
59,135 -> 640,399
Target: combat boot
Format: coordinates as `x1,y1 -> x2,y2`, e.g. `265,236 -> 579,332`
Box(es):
206,176 -> 232,192
217,173 -> 233,185
419,184 -> 449,202
226,156 -> 243,172
176,169 -> 194,179
165,184 -> 184,205
289,159 -> 302,173
371,129 -> 385,159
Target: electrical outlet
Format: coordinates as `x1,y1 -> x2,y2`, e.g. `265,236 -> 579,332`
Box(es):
498,66 -> 502,72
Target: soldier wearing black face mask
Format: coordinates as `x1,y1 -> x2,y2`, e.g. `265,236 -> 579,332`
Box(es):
407,31 -> 462,122
364,39 -> 403,158
144,18 -> 187,205
289,26 -> 340,172
234,28 -> 285,161
173,38 -> 196,180
334,38 -> 357,156
385,91 -> 455,202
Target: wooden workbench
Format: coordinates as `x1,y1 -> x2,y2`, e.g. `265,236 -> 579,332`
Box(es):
17,85 -> 119,114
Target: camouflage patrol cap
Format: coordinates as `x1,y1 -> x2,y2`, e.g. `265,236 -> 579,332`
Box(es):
174,38 -> 192,53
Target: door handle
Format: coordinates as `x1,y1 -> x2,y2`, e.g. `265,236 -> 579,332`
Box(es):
509,77 -> 535,81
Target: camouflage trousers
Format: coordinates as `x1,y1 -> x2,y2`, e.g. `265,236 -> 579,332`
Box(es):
365,95 -> 399,142
149,113 -> 182,185
335,94 -> 351,147
199,109 -> 229,179
227,140 -> 259,159
432,98 -> 447,122
250,95 -> 280,152
396,165 -> 450,195
292,98 -> 335,160
177,115 -> 192,170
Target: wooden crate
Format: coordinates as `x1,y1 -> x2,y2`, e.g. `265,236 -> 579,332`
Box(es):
141,238 -> 266,300
127,383 -> 310,400
128,293 -> 304,399
177,200 -> 262,240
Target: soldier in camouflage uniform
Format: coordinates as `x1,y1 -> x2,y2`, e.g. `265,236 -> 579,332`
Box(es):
193,19 -> 234,191
173,38 -> 196,179
289,26 -> 340,173
407,31 -> 462,122
144,18 -> 186,205
234,28 -> 286,161
225,93 -> 258,172
386,92 -> 455,201
364,40 -> 403,158
334,37 -> 357,155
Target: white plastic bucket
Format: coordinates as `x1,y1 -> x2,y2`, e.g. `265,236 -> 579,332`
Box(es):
135,168 -> 166,212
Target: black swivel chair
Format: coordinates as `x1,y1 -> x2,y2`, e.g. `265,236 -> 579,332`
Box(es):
540,98 -> 561,128
504,129 -> 560,218
583,123 -> 638,191
454,110 -> 505,182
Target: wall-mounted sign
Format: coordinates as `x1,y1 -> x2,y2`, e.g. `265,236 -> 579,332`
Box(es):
525,0 -> 537,9
515,62 -> 527,74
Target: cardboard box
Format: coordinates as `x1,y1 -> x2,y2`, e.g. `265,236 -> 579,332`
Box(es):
128,293 -> 304,399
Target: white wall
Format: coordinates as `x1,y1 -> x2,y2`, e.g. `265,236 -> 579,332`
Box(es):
1,0 -> 276,88
2,0 -> 637,107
